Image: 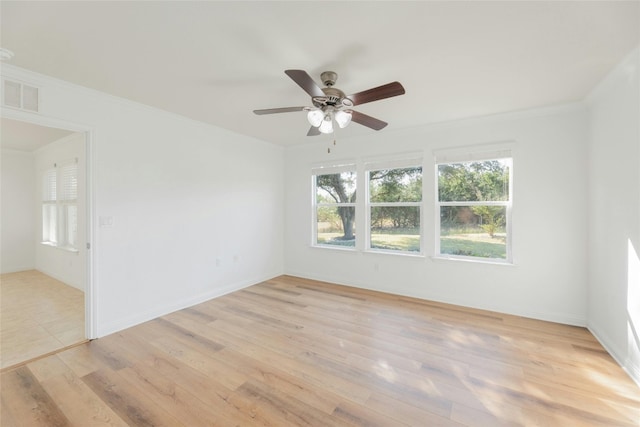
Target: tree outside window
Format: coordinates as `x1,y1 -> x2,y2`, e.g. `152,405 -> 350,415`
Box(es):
368,167 -> 422,253
437,159 -> 511,261
315,171 -> 356,247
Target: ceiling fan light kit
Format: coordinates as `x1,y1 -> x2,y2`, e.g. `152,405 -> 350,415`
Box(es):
319,115 -> 334,134
307,109 -> 324,127
254,69 -> 405,136
334,110 -> 352,129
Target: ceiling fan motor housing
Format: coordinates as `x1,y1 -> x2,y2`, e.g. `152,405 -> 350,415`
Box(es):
320,71 -> 338,86
310,71 -> 354,109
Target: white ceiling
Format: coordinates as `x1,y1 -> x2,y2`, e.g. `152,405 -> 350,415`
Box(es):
1,1 -> 638,146
1,118 -> 75,152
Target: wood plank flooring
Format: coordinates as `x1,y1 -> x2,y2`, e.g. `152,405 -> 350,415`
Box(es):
1,270 -> 85,369
1,275 -> 638,426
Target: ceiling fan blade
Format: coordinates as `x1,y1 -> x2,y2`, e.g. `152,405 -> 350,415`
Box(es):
307,126 -> 321,136
253,106 -> 307,115
351,110 -> 388,130
348,81 -> 405,106
285,70 -> 325,98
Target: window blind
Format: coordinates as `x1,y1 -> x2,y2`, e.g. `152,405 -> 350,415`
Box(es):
60,163 -> 78,201
43,169 -> 57,202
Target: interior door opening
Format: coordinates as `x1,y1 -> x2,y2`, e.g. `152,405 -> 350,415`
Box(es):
0,115 -> 94,369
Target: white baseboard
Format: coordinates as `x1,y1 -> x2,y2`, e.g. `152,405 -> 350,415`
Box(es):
0,265 -> 36,275
35,267 -> 83,291
589,323 -> 640,389
97,272 -> 281,337
284,270 -> 587,327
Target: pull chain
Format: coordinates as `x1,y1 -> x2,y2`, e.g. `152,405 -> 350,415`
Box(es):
327,136 -> 337,154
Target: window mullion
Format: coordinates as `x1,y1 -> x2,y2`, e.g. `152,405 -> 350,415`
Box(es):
438,201 -> 508,207
369,202 -> 422,207
435,157 -> 512,262
360,162 -> 369,252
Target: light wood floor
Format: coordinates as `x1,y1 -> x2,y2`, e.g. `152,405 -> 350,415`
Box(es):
1,275 -> 638,426
1,270 -> 85,369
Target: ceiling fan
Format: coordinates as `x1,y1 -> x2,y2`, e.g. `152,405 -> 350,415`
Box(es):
253,69 -> 405,136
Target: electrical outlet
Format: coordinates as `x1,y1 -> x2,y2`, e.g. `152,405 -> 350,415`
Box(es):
99,216 -> 114,228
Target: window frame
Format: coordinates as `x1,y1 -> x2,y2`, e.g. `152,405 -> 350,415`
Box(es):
365,159 -> 424,255
42,168 -> 57,245
434,153 -> 513,264
41,159 -> 79,252
312,164 -> 357,250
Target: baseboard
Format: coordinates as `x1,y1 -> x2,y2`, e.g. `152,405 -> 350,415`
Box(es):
284,270 -> 587,327
34,268 -> 83,291
97,272 -> 281,337
589,323 -> 640,388
0,266 -> 36,275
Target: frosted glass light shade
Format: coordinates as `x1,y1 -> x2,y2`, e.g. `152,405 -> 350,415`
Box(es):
334,110 -> 352,128
307,109 -> 324,127
319,116 -> 334,134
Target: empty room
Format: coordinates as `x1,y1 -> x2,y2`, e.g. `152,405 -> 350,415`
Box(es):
1,1 -> 639,426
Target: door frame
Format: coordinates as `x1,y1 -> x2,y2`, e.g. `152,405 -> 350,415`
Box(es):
1,108 -> 97,339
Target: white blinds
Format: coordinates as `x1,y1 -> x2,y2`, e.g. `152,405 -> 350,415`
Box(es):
43,161 -> 77,202
60,163 -> 78,201
43,169 -> 57,202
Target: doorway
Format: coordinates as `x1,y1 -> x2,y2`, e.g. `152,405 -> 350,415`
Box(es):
0,116 -> 94,369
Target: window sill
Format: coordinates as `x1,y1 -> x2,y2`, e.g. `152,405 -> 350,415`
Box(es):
430,255 -> 514,266
311,244 -> 357,252
365,249 -> 424,258
311,244 -> 425,259
40,242 -> 79,253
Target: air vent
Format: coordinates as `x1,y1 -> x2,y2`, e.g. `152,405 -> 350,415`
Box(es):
2,79 -> 39,112
3,80 -> 21,108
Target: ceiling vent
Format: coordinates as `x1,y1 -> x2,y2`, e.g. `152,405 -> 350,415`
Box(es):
2,78 -> 39,112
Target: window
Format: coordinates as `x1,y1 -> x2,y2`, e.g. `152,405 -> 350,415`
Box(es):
313,168 -> 356,248
436,152 -> 512,262
42,160 -> 78,251
42,169 -> 57,244
367,162 -> 422,253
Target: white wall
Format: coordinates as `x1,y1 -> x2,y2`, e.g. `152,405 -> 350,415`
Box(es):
587,47 -> 640,386
285,105 -> 589,326
1,65 -> 285,337
0,149 -> 35,273
34,133 -> 85,290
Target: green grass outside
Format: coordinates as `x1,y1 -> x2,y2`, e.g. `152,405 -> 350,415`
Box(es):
318,228 -> 420,252
317,232 -> 355,247
370,228 -> 420,252
440,236 -> 506,258
319,228 -> 506,258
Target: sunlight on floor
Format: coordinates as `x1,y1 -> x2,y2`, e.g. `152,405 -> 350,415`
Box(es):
586,364 -> 640,398
373,359 -> 397,383
417,376 -> 442,397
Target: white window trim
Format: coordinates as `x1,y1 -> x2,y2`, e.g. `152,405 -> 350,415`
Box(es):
364,158 -> 424,255
312,167 -> 357,250
433,143 -> 514,264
